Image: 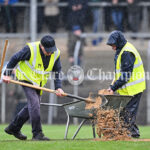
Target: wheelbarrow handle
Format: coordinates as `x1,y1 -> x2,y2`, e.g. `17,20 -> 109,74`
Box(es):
40,103 -> 63,107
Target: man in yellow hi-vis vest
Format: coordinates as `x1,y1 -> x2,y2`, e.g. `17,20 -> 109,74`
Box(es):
3,35 -> 64,141
107,31 -> 146,138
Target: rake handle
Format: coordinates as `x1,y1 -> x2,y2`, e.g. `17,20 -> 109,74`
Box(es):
0,40 -> 8,80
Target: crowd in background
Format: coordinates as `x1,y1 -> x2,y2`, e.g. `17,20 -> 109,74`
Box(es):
0,0 -> 150,34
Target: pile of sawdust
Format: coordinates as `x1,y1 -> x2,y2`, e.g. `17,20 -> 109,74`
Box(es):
85,89 -> 131,140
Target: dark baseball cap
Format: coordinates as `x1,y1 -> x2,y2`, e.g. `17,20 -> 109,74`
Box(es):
41,35 -> 57,53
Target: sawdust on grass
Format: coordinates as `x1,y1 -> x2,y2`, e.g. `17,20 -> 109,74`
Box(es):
93,138 -> 150,141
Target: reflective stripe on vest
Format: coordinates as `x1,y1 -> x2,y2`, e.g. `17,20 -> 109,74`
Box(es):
30,42 -> 37,67
121,78 -> 145,89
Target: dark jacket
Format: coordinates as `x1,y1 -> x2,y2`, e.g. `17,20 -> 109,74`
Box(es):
107,30 -> 135,91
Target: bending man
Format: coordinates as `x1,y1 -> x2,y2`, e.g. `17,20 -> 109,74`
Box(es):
3,35 -> 64,141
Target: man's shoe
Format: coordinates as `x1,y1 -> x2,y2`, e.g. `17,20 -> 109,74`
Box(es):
5,127 -> 27,140
32,132 -> 50,141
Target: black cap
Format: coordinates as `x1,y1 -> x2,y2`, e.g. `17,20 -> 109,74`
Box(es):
41,35 -> 57,53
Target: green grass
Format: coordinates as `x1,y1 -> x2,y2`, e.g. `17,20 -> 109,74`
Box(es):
0,124 -> 150,150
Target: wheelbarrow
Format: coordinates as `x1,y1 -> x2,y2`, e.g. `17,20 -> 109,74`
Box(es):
41,94 -> 132,140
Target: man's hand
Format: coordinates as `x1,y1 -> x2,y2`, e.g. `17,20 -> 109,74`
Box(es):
107,87 -> 114,95
3,75 -> 11,83
56,88 -> 65,97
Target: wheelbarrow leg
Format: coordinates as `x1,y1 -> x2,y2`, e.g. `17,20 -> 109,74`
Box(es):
92,123 -> 96,138
64,112 -> 70,140
72,119 -> 87,140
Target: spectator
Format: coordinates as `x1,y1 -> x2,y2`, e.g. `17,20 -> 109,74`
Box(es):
67,25 -> 85,66
59,0 -> 68,29
67,0 -> 88,66
111,0 -> 124,32
0,0 -> 19,33
104,0 -> 111,31
127,0 -> 140,34
67,0 -> 88,32
22,0 -> 43,33
37,0 -> 44,33
43,0 -> 60,33
90,0 -> 103,46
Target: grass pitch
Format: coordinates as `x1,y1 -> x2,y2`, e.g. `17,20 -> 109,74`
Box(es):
0,124 -> 150,150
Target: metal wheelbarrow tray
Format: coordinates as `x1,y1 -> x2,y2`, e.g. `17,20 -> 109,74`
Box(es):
41,94 -> 132,140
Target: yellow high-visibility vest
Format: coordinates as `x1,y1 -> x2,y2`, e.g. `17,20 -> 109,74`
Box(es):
115,42 -> 146,96
16,41 -> 60,94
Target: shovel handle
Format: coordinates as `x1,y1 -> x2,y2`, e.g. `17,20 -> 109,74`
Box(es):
111,78 -> 116,86
9,79 -> 56,94
8,79 -> 95,103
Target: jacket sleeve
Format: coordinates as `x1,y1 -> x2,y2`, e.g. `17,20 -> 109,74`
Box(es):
52,56 -> 62,90
4,45 -> 31,76
111,51 -> 135,91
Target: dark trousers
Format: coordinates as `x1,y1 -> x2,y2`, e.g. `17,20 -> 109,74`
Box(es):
111,9 -> 124,32
37,6 -> 44,33
45,15 -> 59,33
128,12 -> 140,33
8,86 -> 42,136
2,6 -> 18,33
120,92 -> 142,136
